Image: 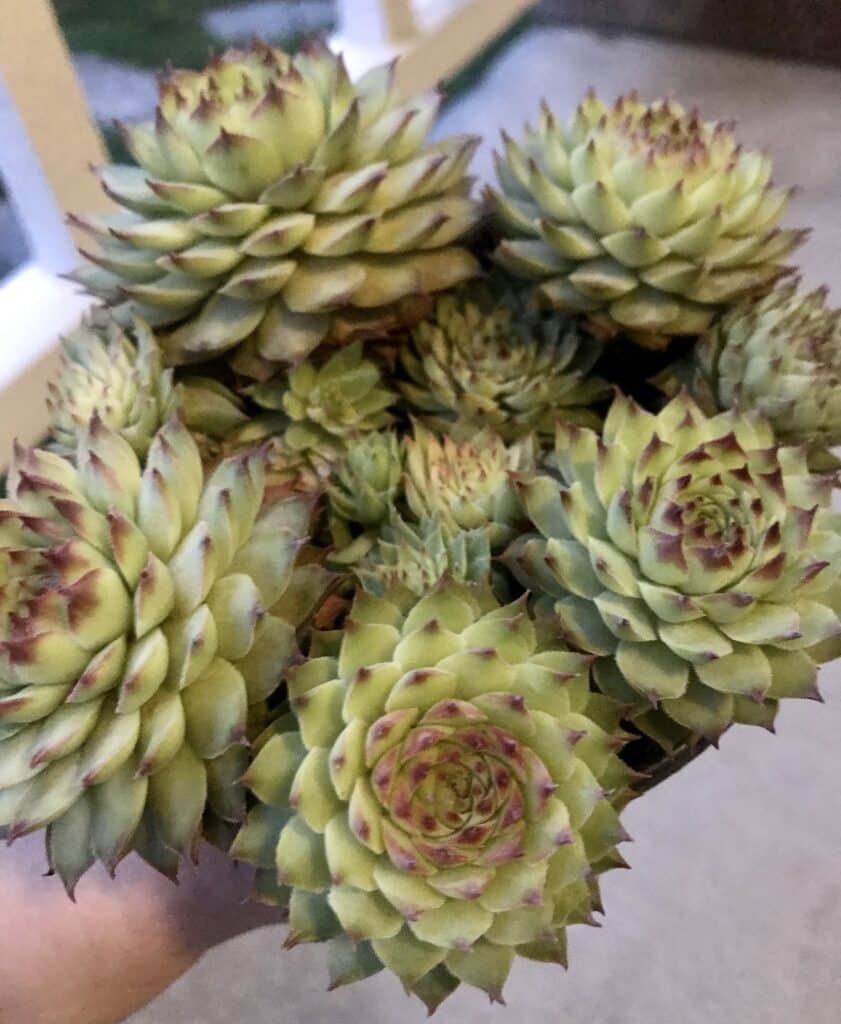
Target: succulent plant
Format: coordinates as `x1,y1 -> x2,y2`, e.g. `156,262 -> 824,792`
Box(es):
0,416 -> 328,892
232,580 -> 630,1010
403,425 -> 533,549
47,311 -> 251,462
327,431 -> 404,565
71,40 -> 480,378
356,515 -> 493,596
489,92 -> 804,342
252,341 -> 396,474
400,288 -> 609,439
665,282 -> 841,462
506,392 -> 841,741
329,431 -> 403,529
47,312 -> 176,457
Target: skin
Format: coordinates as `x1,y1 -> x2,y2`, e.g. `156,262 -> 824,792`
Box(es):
0,835 -> 284,1024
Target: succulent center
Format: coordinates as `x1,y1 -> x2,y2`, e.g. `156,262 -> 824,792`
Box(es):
368,714 -> 553,877
679,491 -> 745,540
592,95 -> 740,182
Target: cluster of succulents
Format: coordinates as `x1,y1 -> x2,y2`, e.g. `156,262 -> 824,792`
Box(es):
1,40 -> 839,1013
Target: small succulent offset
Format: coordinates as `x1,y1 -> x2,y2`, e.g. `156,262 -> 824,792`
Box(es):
0,417 -> 325,891
252,341 -> 397,486
490,92 -> 804,341
329,431 -> 403,530
402,424 -> 534,550
2,58 -> 840,1017
47,312 -> 177,457
399,287 -> 609,439
328,431 -> 403,564
670,282 -> 841,463
233,581 -> 631,1010
507,392 -> 841,741
71,40 -> 480,377
356,515 -> 493,597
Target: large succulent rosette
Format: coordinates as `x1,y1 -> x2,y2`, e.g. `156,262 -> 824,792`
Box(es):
71,41 -> 480,377
490,92 -> 804,340
0,416 -> 328,892
233,581 -> 630,1009
507,392 -> 841,741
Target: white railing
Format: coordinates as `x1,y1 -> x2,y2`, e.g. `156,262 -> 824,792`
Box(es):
0,0 -> 535,459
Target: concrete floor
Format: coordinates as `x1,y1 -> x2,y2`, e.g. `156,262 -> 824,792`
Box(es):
130,26 -> 841,1024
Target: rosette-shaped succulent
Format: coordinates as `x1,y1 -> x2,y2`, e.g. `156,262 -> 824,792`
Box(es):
400,289 -> 609,439
403,426 -> 532,549
328,432 -> 404,564
356,516 -> 492,596
490,92 -> 804,340
507,392 -> 841,740
47,312 -> 176,457
677,282 -> 841,458
329,431 -> 403,529
71,40 -> 480,377
253,342 -> 397,481
233,581 -> 630,1009
47,311 -> 249,462
0,416 -> 325,892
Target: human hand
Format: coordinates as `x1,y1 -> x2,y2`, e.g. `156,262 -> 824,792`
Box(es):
0,834 -> 284,1024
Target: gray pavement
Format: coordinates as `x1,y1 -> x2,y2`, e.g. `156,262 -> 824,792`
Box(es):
121,24 -> 841,1024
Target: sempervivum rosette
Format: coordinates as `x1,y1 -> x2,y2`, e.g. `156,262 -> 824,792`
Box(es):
507,392 -> 841,741
232,581 -> 630,1010
328,431 -> 403,564
490,92 -> 805,341
675,282 -> 841,463
47,311 -> 249,462
399,288 -> 609,439
329,431 -> 403,530
403,425 -> 533,549
47,311 -> 176,457
356,516 -> 493,596
252,342 -> 397,492
0,416 -> 327,892
71,40 -> 480,377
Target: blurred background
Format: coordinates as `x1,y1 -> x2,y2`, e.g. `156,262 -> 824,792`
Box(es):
1,2 -> 840,1021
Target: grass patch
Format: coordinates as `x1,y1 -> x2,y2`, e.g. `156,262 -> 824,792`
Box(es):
55,0 -> 308,70
55,0 -> 222,70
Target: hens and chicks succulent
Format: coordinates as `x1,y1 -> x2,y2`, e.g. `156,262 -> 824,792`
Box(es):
1,42 -> 839,1012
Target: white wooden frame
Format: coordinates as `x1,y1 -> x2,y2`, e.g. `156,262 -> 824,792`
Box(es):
0,0 -> 535,462
0,0 -> 106,456
333,0 -> 536,93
